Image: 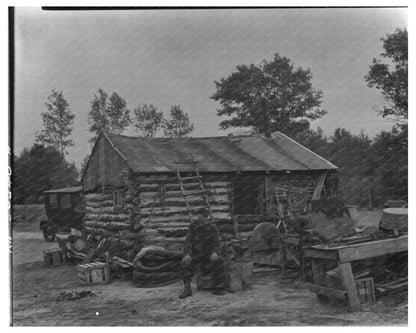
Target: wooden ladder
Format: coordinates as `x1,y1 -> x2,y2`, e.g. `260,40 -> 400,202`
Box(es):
143,183 -> 166,234
173,153 -> 212,223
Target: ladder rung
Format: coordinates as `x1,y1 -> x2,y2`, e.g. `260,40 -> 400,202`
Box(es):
183,190 -> 208,196
178,176 -> 202,181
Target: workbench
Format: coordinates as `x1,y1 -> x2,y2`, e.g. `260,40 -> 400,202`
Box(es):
305,235 -> 408,311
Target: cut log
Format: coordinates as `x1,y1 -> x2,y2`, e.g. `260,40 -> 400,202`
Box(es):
85,206 -> 116,214
140,211 -> 231,223
139,187 -> 230,198
139,204 -> 230,217
85,200 -> 114,208
84,221 -> 132,231
139,194 -> 230,207
85,193 -> 113,202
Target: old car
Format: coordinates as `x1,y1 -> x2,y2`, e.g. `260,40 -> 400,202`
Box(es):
39,186 -> 84,242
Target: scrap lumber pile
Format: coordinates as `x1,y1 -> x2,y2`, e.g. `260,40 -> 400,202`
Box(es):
56,229 -> 185,287
58,232 -> 139,265
375,277 -> 408,295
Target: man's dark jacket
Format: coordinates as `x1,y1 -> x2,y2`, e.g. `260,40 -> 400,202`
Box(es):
183,217 -> 221,259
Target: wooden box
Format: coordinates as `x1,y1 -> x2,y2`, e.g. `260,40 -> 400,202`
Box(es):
77,262 -> 110,285
43,248 -> 67,266
356,277 -> 375,304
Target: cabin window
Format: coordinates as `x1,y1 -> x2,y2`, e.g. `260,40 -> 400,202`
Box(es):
60,194 -> 72,210
232,182 -> 263,215
113,190 -> 124,207
48,194 -> 59,208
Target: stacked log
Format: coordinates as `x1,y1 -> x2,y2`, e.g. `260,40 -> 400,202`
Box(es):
82,172 -> 324,252
83,184 -> 141,245
137,175 -> 233,250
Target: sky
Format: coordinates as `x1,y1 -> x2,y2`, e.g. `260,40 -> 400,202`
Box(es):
14,7 -> 407,167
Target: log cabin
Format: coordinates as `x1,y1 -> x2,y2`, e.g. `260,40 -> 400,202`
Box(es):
81,131 -> 337,251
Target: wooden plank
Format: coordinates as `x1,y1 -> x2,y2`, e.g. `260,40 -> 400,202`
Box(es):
311,172 -> 327,200
308,283 -> 347,300
82,248 -> 97,264
338,236 -> 408,263
339,262 -> 361,312
282,235 -> 300,245
304,248 -> 338,260
264,175 -> 274,219
285,248 -> 300,266
310,258 -> 327,285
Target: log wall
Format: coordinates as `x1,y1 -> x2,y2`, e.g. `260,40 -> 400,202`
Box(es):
82,170 -> 331,252
136,173 -> 233,251
83,169 -> 141,246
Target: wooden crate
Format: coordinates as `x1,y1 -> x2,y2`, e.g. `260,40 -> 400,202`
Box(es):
77,262 -> 110,285
356,277 -> 375,304
43,248 -> 67,266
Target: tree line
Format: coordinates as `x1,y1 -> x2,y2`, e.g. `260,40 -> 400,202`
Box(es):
13,28 -> 407,208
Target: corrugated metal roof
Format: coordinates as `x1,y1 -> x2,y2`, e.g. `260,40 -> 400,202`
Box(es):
44,186 -> 83,194
106,132 -> 337,173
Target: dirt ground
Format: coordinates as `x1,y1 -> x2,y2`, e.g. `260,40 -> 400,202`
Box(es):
11,209 -> 407,326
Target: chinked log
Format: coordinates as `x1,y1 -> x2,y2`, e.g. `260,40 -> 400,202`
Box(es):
139,200 -> 229,209
84,220 -> 132,231
138,181 -> 231,190
139,205 -> 230,217
157,228 -> 188,238
85,200 -> 114,208
84,193 -> 113,202
146,222 -> 190,229
85,205 -> 134,214
139,194 -> 230,207
84,213 -> 130,222
139,188 -> 230,198
144,218 -> 232,227
135,175 -> 177,182
85,206 -> 117,214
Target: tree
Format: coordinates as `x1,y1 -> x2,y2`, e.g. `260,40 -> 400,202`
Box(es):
289,123 -> 328,156
211,53 -> 326,137
365,28 -> 408,124
13,144 -> 79,204
367,126 -> 407,203
163,105 -> 195,138
131,104 -> 164,138
87,89 -> 130,142
35,89 -> 75,159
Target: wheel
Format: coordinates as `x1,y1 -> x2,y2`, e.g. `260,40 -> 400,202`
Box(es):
43,229 -> 56,242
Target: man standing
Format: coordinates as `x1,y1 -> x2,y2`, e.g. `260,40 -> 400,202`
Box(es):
179,208 -> 227,298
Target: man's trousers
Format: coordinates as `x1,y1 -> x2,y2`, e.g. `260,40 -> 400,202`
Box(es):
180,256 -> 227,290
